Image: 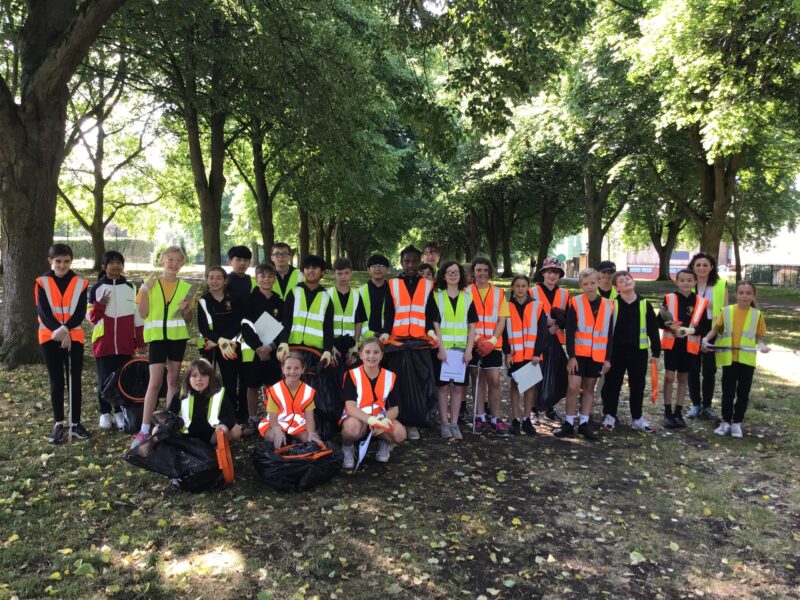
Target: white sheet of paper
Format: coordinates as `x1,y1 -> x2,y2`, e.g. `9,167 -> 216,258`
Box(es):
440,348 -> 467,383
253,312 -> 284,346
511,361 -> 543,394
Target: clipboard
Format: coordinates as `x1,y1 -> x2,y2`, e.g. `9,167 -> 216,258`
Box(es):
252,312 -> 284,346
440,348 -> 467,383
510,361 -> 543,394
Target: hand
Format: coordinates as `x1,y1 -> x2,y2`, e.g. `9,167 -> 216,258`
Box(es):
488,335 -> 497,347
546,317 -> 555,327
601,360 -> 611,376
308,432 -> 323,446
178,298 -> 191,313
256,345 -> 271,360
505,354 -> 513,368
99,289 -> 112,305
141,273 -> 156,292
427,329 -> 440,348
217,337 -> 237,360
136,344 -> 148,356
379,333 -> 390,343
437,346 -> 447,362
346,345 -> 358,366
331,347 -> 341,368
60,336 -> 72,350
567,357 -> 578,375
532,356 -> 540,365
320,351 -> 332,368
649,356 -> 658,364
377,416 -> 393,431
758,343 -> 770,353
273,431 -> 286,450
52,325 -> 69,342
463,348 -> 473,364
701,338 -> 712,352
674,327 -> 687,338
276,343 -> 290,362
548,325 -> 559,335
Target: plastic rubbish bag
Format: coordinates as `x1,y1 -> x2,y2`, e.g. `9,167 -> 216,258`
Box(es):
539,334 -> 568,411
251,440 -> 341,492
102,357 -> 166,434
383,339 -> 435,428
291,346 -> 340,441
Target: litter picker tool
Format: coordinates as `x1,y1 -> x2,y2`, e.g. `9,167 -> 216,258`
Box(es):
472,354 -> 482,434
172,283 -> 199,318
66,351 -> 73,444
706,345 -> 800,355
354,429 -> 373,473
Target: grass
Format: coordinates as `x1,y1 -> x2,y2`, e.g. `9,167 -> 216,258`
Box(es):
0,269 -> 799,598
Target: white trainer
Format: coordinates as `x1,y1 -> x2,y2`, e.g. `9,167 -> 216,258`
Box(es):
114,412 -> 126,430
730,423 -> 743,438
375,441 -> 394,463
631,417 -> 655,433
601,414 -> 616,431
714,422 -> 731,436
98,413 -> 113,430
342,446 -> 355,470
406,426 -> 420,440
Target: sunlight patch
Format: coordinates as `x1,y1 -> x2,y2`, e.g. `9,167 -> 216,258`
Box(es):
164,547 -> 244,579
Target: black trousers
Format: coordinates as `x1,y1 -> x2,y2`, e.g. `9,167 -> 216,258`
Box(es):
96,354 -> 131,414
601,347 -> 648,420
41,341 -> 84,424
721,362 -> 755,423
688,350 -> 717,408
202,347 -> 247,422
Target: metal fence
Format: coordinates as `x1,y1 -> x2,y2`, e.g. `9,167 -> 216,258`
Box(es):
743,264 -> 800,288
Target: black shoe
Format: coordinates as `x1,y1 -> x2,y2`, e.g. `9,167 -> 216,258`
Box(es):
702,406 -> 720,422
662,415 -> 677,429
554,421 -> 575,438
578,422 -> 598,441
672,411 -> 687,428
70,423 -> 91,439
49,423 -> 65,444
522,417 -> 536,435
510,418 -> 521,435
545,408 -> 558,422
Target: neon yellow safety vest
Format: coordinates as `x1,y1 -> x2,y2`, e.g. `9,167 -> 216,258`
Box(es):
180,389 -> 225,433
143,280 -> 191,343
328,287 -> 359,337
287,287 -> 329,349
695,278 -> 728,319
613,297 -> 649,350
435,290 -> 469,349
275,267 -> 303,301
715,306 -> 760,368
359,283 -> 387,338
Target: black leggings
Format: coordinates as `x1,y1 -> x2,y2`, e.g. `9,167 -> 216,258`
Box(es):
41,341 -> 84,424
688,350 -> 717,408
96,354 -> 131,414
203,348 -> 246,422
721,362 -> 755,423
601,347 -> 648,420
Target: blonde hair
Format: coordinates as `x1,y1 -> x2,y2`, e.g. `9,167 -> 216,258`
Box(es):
578,268 -> 598,282
282,351 -> 306,370
359,336 -> 384,354
159,245 -> 186,263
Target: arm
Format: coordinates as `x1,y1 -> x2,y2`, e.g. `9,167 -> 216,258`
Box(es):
304,407 -> 322,443
35,281 -> 63,331
63,287 -> 88,330
565,305 -> 577,359
197,298 -> 219,343
87,283 -> 106,325
322,300 -> 334,352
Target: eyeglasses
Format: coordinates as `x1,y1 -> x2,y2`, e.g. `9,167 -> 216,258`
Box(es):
445,270 -> 460,276
369,264 -> 388,269
271,251 -> 291,257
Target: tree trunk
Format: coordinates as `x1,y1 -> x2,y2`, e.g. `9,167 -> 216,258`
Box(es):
252,242 -> 260,265
499,211 -> 512,277
332,220 -> 341,261
298,205 -> 310,262
649,218 -> 682,281
730,198 -> 742,281
250,117 -> 275,252
324,218 -> 335,265
313,215 -> 324,257
535,200 -> 558,281
90,225 -> 106,273
584,172 -> 611,268
466,211 -> 479,261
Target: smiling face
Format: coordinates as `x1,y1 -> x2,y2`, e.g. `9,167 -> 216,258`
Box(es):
271,247 -> 292,270
282,356 -> 304,383
161,251 -> 184,276
359,340 -> 384,369
256,270 -> 275,292
104,258 -> 124,279
473,263 -> 491,287
735,283 -> 756,308
422,248 -> 440,268
598,270 -> 614,289
676,272 -> 696,295
303,265 -> 322,285
49,255 -> 73,277
368,262 -> 387,283
444,264 -> 461,287
189,368 -> 210,394
207,270 -> 226,293
542,268 -> 561,288
692,257 -> 712,280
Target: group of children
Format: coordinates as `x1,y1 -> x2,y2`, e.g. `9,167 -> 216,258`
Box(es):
36,242 -> 770,466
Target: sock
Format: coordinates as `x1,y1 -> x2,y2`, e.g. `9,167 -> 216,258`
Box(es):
566,415 -> 575,425
674,405 -> 683,416
579,415 -> 589,425
663,406 -> 672,417
140,423 -> 151,435
477,413 -> 487,422
491,417 -> 499,425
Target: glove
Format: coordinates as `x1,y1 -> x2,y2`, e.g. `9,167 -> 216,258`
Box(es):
488,335 -> 497,346
276,343 -> 290,362
377,416 -> 393,431
346,345 -> 358,365
476,336 -> 496,357
701,338 -> 712,349
320,351 -> 332,367
682,326 -> 695,336
217,337 -> 237,360
368,416 -> 392,431
379,333 -> 390,343
427,329 -> 440,348
758,343 -> 770,353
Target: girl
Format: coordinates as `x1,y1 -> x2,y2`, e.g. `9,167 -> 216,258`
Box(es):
258,352 -> 322,448
163,359 -> 241,445
687,252 -> 729,420
703,281 -> 769,438
659,269 -> 709,429
503,275 -> 545,435
554,268 -> 612,441
433,261 -> 477,440
88,251 -> 145,431
340,337 -> 407,469
36,244 -> 90,443
131,246 -> 194,449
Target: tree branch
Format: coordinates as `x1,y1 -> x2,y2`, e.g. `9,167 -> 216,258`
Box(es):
227,147 -> 258,200
57,186 -> 91,231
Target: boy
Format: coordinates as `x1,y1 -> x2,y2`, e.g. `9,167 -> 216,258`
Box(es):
422,242 -> 441,271
596,260 -> 618,300
271,243 -> 304,301
327,257 -> 362,363
356,254 -> 393,339
225,245 -> 256,305
600,271 -> 660,432
240,263 -> 286,437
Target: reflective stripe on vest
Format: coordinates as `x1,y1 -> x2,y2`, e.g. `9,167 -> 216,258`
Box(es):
572,295 -> 613,362
530,285 -> 569,344
389,278 -> 432,339
470,284 -> 502,349
258,381 -> 316,436
660,293 -> 708,355
143,279 -> 192,343
508,300 -> 542,362
196,298 -> 214,350
36,275 -> 88,344
715,306 -> 760,368
276,268 -> 303,301
180,389 -> 225,433
695,278 -> 728,319
240,317 -> 256,363
349,366 -> 395,417
287,287 -> 329,349
436,290 -> 469,349
328,287 -> 359,337
613,297 -> 649,350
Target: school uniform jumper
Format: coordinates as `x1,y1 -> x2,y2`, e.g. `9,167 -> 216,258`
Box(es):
241,288 -> 286,389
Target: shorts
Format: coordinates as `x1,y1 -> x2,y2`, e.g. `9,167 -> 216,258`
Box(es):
570,356 -> 604,379
148,339 -> 187,364
245,358 -> 281,389
433,352 -> 469,387
469,349 -> 503,370
663,347 -> 701,373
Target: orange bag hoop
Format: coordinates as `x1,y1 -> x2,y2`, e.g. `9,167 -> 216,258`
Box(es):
216,428 -> 235,485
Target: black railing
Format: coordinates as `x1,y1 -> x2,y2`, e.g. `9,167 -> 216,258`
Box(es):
743,264 -> 800,288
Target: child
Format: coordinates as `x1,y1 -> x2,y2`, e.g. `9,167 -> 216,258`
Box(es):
258,352 -> 322,448
418,263 -> 435,282
687,252 -> 728,421
340,337 -> 407,468
422,242 -> 441,271
596,260 -> 618,300
131,246 -> 194,448
503,275 -> 545,435
658,269 -> 709,429
87,250 -> 145,431
355,254 -> 392,339
162,359 -> 241,446
198,266 -> 244,421
36,244 -> 90,443
554,268 -> 613,441
433,261 -> 477,440
327,257 -> 361,364
703,281 -> 769,438
225,245 -> 256,305
271,242 -> 304,301
240,262 -> 286,437
600,271 -> 660,433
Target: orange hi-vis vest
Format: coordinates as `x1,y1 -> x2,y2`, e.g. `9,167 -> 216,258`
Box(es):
344,366 -> 396,419
35,275 -> 89,344
389,277 -> 433,339
470,284 -> 503,350
508,300 -> 543,362
660,293 -> 708,355
531,284 -> 569,344
572,294 -> 613,363
258,380 -> 316,437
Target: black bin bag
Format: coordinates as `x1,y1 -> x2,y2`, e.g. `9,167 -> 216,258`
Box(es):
539,334 -> 568,411
102,357 -> 166,434
383,339 -> 435,428
290,346 -> 341,441
252,441 -> 341,492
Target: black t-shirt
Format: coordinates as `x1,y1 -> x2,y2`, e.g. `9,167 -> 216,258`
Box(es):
612,294 -> 661,357
354,281 -> 392,335
225,273 -> 253,305
241,288 -> 286,350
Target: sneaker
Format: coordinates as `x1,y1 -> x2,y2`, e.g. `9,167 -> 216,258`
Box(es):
130,431 -> 149,449
702,407 -> 720,422
522,417 -> 536,435
49,423 -> 65,444
730,423 -> 743,438
578,422 -> 598,441
601,414 -> 616,431
714,422 -> 731,436
663,415 -> 678,429
70,423 -> 90,439
553,421 -> 575,438
509,418 -> 521,435
450,423 -> 463,440
440,423 -> 452,439
114,411 -> 126,430
375,441 -> 393,463
99,413 -> 113,430
474,418 -> 488,435
406,426 -> 420,441
342,446 -> 355,470
631,418 -> 655,433
492,419 -> 510,437
673,413 -> 687,428
686,405 -> 702,419
545,408 -> 558,422
531,411 -> 541,425
241,419 -> 259,438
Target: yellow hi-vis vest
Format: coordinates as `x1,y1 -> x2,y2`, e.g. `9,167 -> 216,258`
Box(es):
328,287 -> 359,337
435,290 -> 469,349
715,306 -> 760,368
287,287 -> 329,349
143,279 -> 191,343
180,389 -> 225,433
